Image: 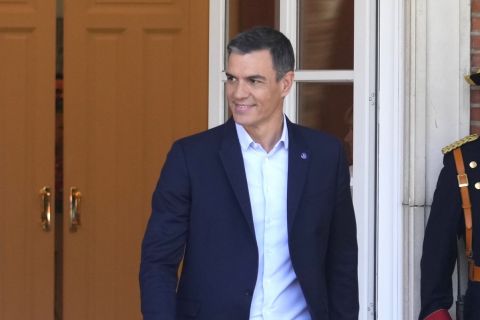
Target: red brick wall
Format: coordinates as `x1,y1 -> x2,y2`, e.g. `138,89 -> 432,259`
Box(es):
471,0 -> 480,134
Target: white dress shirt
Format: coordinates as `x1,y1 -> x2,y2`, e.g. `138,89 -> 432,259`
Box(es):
235,117 -> 311,320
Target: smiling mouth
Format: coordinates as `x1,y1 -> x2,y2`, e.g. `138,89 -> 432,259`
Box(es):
234,104 -> 254,112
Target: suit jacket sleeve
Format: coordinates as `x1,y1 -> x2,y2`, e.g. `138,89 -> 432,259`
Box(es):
326,145 -> 359,319
140,141 -> 191,320
419,153 -> 462,320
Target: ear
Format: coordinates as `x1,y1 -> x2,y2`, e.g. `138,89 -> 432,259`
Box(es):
280,71 -> 294,98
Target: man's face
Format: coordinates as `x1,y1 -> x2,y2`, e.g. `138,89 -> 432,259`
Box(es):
225,49 -> 293,131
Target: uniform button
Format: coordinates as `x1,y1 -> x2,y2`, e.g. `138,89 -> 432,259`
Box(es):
475,182 -> 480,190
470,161 -> 477,169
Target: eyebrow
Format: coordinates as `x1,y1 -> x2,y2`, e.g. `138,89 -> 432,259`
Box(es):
225,72 -> 267,81
247,75 -> 267,81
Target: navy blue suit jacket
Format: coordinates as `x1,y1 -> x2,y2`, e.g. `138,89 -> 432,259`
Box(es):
140,118 -> 359,320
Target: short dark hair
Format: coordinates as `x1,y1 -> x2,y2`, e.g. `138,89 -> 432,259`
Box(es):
227,26 -> 295,81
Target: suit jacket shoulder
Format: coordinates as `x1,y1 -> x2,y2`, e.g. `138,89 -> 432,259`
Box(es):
286,120 -> 344,154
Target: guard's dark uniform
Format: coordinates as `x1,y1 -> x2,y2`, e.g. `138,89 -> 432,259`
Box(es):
419,134 -> 480,320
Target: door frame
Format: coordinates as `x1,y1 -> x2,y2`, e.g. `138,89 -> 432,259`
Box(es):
376,1 -> 405,319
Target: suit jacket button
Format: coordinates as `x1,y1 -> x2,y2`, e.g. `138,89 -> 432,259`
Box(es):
244,290 -> 252,296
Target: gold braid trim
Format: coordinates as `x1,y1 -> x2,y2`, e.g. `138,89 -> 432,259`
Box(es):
441,133 -> 479,154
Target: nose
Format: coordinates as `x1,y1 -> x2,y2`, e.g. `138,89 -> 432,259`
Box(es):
231,80 -> 249,100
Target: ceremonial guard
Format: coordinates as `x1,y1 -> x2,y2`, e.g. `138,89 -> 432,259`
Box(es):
419,134 -> 480,320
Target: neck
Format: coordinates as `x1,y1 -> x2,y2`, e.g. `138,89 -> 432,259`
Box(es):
244,114 -> 284,153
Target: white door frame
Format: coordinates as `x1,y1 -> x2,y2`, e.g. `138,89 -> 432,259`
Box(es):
376,1 -> 405,319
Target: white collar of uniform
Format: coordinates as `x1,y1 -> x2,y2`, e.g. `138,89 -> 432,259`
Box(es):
235,115 -> 289,153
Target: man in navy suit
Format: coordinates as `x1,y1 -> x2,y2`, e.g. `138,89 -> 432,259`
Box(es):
140,26 -> 359,320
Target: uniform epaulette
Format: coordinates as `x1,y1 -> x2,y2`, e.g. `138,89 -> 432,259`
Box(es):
441,133 -> 479,154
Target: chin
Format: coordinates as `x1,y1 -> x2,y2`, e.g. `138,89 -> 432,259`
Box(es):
231,114 -> 250,125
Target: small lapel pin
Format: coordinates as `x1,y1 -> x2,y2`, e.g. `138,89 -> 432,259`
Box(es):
300,152 -> 307,160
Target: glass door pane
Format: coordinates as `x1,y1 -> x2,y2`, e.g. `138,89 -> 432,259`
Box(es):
227,0 -> 279,41
297,83 -> 354,167
297,0 -> 354,70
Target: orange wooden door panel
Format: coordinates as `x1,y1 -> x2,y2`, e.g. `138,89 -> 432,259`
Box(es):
0,0 -> 56,319
63,0 -> 208,319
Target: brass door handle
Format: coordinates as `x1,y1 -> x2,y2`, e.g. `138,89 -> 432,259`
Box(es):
40,186 -> 51,231
70,187 -> 82,231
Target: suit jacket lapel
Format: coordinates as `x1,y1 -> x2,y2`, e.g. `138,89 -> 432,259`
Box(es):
287,120 -> 310,232
218,119 -> 255,236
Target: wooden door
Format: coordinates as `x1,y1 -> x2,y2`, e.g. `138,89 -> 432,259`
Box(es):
63,0 -> 209,319
0,0 -> 56,319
